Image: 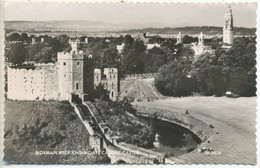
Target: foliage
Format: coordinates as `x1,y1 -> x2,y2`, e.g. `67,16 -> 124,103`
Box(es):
84,40 -> 119,68
94,83 -> 110,101
34,47 -> 53,63
121,39 -> 146,74
7,43 -> 27,64
155,60 -> 197,96
155,37 -> 256,97
182,35 -> 194,44
144,47 -> 167,73
4,100 -> 110,164
94,98 -> 155,148
26,43 -> 45,61
6,32 -> 21,42
191,38 -> 256,96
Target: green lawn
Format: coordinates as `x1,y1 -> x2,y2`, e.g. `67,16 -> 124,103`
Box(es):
4,100 -> 110,164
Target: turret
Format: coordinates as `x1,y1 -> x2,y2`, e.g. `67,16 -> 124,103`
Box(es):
198,32 -> 204,47
69,38 -> 81,54
177,32 -> 183,44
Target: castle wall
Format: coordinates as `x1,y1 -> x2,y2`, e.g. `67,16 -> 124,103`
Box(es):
94,68 -> 119,101
72,59 -> 84,94
43,65 -> 59,100
7,64 -> 59,100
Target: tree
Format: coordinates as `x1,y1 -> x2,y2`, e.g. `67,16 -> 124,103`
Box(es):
210,36 -> 220,49
190,52 -> 228,95
56,34 -> 70,51
6,32 -> 21,42
124,34 -> 134,45
100,47 -> 119,68
144,47 -> 167,73
121,40 -> 146,74
85,40 -> 109,68
7,43 -> 27,65
182,35 -> 194,44
34,47 -> 53,63
26,43 -> 44,62
155,60 -> 196,96
94,83 -> 109,100
21,33 -> 29,43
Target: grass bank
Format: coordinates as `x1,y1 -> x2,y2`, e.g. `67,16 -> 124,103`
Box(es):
4,100 -> 110,164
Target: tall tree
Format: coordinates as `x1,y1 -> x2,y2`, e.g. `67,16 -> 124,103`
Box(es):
121,40 -> 146,74
7,43 -> 27,65
34,47 -> 53,63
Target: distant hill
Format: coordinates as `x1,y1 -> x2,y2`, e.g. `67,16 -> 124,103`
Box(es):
120,27 -> 256,37
4,20 -> 131,32
4,21 -> 256,36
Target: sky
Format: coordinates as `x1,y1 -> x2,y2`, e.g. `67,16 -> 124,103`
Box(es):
4,2 -> 257,28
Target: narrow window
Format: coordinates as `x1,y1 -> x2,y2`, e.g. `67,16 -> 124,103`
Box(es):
97,75 -> 98,80
111,91 -> 114,98
77,62 -> 80,65
76,83 -> 79,90
114,75 -> 115,79
63,62 -> 66,66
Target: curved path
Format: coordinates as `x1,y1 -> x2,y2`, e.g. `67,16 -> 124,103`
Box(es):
133,96 -> 257,164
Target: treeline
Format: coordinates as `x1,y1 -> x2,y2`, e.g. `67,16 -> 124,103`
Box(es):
155,37 -> 256,97
5,33 -> 71,64
121,26 -> 256,36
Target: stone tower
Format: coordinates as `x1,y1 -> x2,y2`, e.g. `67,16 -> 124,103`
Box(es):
57,39 -> 85,101
177,32 -> 183,44
223,5 -> 234,45
198,32 -> 204,47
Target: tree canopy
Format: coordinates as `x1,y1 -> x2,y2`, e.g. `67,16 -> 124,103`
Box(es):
7,43 -> 27,65
155,37 -> 256,97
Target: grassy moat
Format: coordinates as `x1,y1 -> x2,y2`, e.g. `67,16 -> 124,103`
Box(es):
4,100 -> 110,164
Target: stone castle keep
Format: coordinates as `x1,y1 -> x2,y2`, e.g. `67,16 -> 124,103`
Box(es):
7,39 -> 119,101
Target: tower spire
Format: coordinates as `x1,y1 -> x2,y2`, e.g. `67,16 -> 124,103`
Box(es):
223,5 -> 234,45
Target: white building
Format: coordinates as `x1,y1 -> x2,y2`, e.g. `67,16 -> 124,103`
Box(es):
147,43 -> 161,50
116,43 -> 125,54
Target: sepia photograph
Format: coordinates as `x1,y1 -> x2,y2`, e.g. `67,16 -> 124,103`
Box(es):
1,0 -> 258,166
